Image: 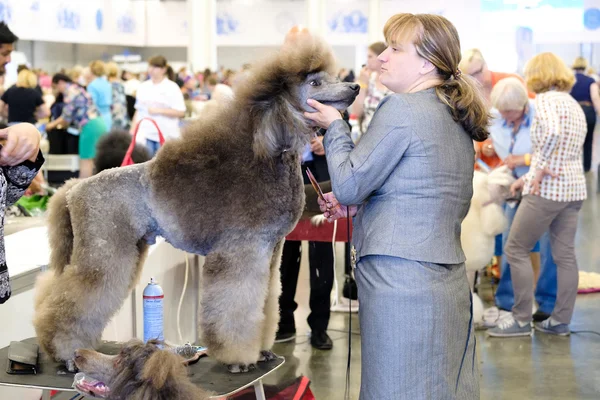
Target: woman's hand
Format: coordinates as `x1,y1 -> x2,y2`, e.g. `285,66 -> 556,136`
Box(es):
530,167 -> 557,196
304,99 -> 342,129
504,154 -> 524,170
317,192 -> 358,222
0,123 -> 41,166
510,177 -> 524,197
310,136 -> 325,156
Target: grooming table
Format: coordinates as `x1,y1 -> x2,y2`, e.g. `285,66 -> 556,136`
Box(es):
0,338 -> 284,400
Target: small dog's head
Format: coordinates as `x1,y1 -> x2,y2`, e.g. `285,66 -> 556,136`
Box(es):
74,340 -> 193,399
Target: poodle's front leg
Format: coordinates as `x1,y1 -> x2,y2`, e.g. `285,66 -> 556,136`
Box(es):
258,239 -> 285,359
200,245 -> 271,372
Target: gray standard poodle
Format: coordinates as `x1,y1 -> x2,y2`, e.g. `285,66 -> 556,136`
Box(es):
34,36 -> 359,373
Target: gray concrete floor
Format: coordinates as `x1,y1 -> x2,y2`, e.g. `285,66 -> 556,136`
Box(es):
266,151 -> 600,399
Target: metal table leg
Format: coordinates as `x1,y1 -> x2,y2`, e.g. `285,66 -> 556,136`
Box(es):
253,379 -> 266,400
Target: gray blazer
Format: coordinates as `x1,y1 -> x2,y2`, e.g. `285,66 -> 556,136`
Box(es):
324,88 -> 474,264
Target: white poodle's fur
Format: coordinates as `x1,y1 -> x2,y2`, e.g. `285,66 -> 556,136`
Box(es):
461,166 -> 515,325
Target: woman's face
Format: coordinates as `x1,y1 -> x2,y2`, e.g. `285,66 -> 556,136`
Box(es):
499,104 -> 527,125
366,50 -> 381,72
148,65 -> 166,80
377,38 -> 424,93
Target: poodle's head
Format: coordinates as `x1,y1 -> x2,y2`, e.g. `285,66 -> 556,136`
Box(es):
74,340 -> 191,399
237,35 -> 359,158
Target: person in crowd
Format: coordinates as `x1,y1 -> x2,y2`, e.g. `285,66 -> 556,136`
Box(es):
0,122 -> 45,304
488,53 -> 587,338
0,69 -> 49,124
166,65 -> 176,82
570,57 -> 600,172
86,60 -> 113,131
586,66 -> 599,82
459,48 -> 535,103
67,65 -> 84,87
46,74 -> 106,178
122,70 -> 141,120
0,23 -> 15,76
351,42 -> 391,136
105,62 -> 129,130
275,132 -> 338,350
175,66 -> 187,87
307,13 -> 487,398
131,56 -> 185,156
487,77 -> 557,324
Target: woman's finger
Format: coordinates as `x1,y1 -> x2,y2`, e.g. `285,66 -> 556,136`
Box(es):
306,99 -> 326,111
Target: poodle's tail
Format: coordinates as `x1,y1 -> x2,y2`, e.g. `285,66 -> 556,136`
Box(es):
47,179 -> 80,274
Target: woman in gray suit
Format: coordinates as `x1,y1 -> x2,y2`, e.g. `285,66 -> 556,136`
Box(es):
305,14 -> 489,399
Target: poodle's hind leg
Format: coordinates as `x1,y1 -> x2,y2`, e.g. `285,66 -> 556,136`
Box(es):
258,239 -> 285,362
51,213 -> 147,369
200,245 -> 272,372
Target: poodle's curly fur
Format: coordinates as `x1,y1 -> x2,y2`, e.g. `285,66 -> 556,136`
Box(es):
33,36 -> 358,372
74,340 -> 211,400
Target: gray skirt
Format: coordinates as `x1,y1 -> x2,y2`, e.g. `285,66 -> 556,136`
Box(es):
356,255 -> 479,400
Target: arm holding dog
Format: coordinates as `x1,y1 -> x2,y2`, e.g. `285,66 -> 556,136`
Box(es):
306,95 -> 411,205
0,123 -> 44,205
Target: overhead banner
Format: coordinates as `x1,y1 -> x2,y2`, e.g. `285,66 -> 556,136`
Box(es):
3,0 -> 145,46
325,0 -> 369,45
216,0 -> 307,46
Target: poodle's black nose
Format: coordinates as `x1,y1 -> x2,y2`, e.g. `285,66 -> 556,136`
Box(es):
349,83 -> 360,91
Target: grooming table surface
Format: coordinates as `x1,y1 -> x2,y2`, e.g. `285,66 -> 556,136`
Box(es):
0,338 -> 284,397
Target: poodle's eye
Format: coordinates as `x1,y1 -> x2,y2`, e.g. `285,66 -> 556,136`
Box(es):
309,80 -> 321,86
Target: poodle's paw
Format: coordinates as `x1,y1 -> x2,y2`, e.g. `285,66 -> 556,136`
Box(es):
310,214 -> 327,226
258,350 -> 282,362
66,359 -> 78,373
227,363 -> 256,374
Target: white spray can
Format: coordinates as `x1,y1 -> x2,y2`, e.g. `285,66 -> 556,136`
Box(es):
143,277 -> 164,343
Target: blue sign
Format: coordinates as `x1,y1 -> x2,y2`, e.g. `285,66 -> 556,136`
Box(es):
481,0 -> 583,12
117,14 -> 136,34
0,1 -> 13,23
584,8 -> 600,30
217,13 -> 239,35
57,7 -> 80,30
96,9 -> 103,31
328,10 -> 367,34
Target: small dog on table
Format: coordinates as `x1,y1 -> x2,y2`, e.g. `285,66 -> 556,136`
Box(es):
74,340 -> 212,400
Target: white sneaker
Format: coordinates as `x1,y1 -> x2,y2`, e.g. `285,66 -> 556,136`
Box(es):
483,306 -> 512,328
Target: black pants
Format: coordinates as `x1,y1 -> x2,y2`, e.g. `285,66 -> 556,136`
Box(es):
581,104 -> 596,172
278,240 -> 334,333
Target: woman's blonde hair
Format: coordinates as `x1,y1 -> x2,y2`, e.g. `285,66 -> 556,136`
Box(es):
16,69 -> 38,89
458,48 -> 486,73
68,65 -> 83,81
383,13 -> 489,141
89,60 -> 106,77
525,52 -> 575,93
572,56 -> 588,71
105,62 -> 119,79
490,77 -> 528,111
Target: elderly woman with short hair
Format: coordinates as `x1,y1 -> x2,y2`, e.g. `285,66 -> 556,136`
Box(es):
488,53 -> 587,338
487,77 -> 558,325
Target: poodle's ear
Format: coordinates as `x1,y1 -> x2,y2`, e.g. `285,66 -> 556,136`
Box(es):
253,98 -> 310,159
141,350 -> 182,390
